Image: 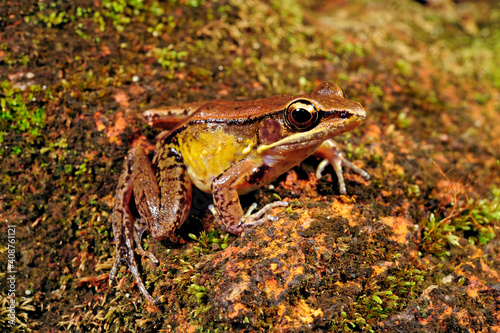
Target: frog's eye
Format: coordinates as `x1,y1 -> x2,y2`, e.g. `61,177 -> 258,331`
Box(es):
285,100 -> 319,131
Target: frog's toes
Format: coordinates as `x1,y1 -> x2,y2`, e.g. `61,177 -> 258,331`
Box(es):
243,202 -> 259,218
134,220 -> 148,238
238,201 -> 289,230
208,204 -> 220,219
316,155 -> 370,194
109,256 -> 121,283
341,157 -> 370,180
133,223 -> 159,266
109,244 -> 157,304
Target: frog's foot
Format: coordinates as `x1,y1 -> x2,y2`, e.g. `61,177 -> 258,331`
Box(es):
240,201 -> 289,229
232,201 -> 289,233
109,218 -> 158,305
133,222 -> 159,266
316,145 -> 370,195
109,246 -> 158,305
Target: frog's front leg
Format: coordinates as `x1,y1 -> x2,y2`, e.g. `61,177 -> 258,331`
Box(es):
314,139 -> 370,194
211,159 -> 288,234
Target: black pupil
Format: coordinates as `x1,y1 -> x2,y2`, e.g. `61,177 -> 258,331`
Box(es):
292,108 -> 312,124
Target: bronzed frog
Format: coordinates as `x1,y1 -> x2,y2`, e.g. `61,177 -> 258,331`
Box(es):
109,82 -> 369,303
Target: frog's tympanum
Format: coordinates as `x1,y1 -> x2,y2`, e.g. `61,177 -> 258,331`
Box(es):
109,82 -> 369,303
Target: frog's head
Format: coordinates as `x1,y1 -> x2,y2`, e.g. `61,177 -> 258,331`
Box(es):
257,82 -> 366,155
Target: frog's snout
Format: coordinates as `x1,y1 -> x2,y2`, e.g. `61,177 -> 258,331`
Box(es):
353,103 -> 366,120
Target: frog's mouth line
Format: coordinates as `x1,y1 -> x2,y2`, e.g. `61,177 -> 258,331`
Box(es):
256,116 -> 364,155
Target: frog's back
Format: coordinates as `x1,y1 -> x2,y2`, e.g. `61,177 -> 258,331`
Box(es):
184,96 -> 294,124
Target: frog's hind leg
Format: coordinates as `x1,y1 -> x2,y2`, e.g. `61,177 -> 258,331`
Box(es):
110,146 -> 192,304
110,145 -> 194,304
150,146 -> 193,240
109,149 -> 157,304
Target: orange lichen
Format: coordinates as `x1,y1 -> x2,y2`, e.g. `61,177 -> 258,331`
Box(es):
226,303 -> 249,320
284,299 -> 324,325
453,259 -> 499,299
105,111 -> 130,145
371,261 -> 394,276
113,89 -> 130,108
94,111 -> 107,131
380,216 -> 413,244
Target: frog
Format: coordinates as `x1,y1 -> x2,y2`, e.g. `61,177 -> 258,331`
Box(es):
109,82 -> 369,304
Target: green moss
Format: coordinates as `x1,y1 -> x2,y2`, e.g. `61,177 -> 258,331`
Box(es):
189,230 -> 230,254
0,82 -> 45,135
331,268 -> 427,332
422,187 -> 499,256
152,46 -> 188,77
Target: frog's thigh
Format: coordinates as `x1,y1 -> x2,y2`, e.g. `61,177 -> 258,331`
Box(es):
153,147 -> 193,240
129,146 -> 162,233
128,146 -> 192,240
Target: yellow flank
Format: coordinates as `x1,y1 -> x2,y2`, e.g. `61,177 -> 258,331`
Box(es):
178,125 -> 256,192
